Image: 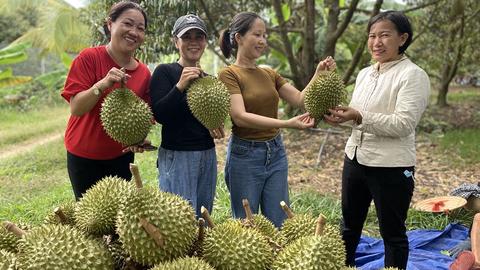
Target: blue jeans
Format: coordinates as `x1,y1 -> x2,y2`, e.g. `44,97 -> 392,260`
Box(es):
158,147 -> 217,218
225,134 -> 289,228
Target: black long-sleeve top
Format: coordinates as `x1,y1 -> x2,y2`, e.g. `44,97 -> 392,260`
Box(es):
150,62 -> 214,151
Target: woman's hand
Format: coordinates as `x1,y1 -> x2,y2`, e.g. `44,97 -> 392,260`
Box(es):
209,126 -> 225,139
286,112 -> 315,129
324,106 -> 362,126
122,139 -> 157,153
98,67 -> 131,90
176,67 -> 202,91
315,56 -> 336,74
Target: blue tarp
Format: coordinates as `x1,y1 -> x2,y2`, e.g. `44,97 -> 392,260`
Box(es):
356,223 -> 470,270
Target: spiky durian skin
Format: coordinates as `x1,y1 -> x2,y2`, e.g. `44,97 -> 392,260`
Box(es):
74,176 -> 132,236
272,235 -> 346,270
100,87 -> 153,146
150,257 -> 214,270
304,71 -> 347,119
187,76 -> 230,129
202,220 -> 273,270
16,224 -> 114,270
0,250 -> 16,270
0,223 -> 29,253
116,188 -> 197,266
44,201 -> 76,226
281,214 -> 317,244
244,214 -> 287,253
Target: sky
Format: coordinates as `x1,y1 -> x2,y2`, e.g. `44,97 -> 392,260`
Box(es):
64,0 -> 88,8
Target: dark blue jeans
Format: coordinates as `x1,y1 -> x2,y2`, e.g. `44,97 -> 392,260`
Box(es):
158,147 -> 217,218
225,134 -> 289,228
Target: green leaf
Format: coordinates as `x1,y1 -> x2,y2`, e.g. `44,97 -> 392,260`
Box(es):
60,52 -> 73,69
281,3 -> 291,22
339,0 -> 345,8
0,51 -> 28,65
0,68 -> 13,80
0,42 -> 31,56
34,69 -> 66,88
0,76 -> 32,88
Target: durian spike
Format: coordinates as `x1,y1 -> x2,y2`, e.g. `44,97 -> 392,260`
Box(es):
139,217 -> 164,248
201,206 -> 215,228
129,163 -> 143,189
3,221 -> 26,237
54,207 -> 68,224
315,214 -> 327,236
280,201 -> 295,218
242,199 -> 255,225
198,218 -> 206,241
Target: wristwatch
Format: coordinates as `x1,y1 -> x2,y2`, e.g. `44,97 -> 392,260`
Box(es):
92,85 -> 103,96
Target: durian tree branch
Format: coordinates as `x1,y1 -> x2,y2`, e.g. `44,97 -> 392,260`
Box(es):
271,0 -> 303,88
323,0 -> 360,59
302,0 -> 316,85
207,43 -> 229,65
342,0 -> 383,85
197,0 -> 220,38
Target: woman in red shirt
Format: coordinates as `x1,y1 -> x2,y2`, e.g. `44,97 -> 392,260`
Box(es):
61,1 -> 151,199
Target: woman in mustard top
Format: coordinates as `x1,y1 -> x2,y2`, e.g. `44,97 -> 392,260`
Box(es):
218,12 -> 335,228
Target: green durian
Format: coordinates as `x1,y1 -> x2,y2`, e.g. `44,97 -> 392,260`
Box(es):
116,187 -> 197,266
150,256 -> 214,270
243,214 -> 286,253
202,219 -> 273,270
75,176 -> 133,236
0,223 -> 29,253
187,76 -> 230,129
304,71 -> 347,119
44,201 -> 76,226
0,249 -> 16,270
281,213 -> 317,244
101,87 -> 153,146
15,224 -> 114,270
272,234 -> 346,270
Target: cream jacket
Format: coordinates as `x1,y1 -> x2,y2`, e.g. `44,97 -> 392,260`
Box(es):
345,56 -> 430,167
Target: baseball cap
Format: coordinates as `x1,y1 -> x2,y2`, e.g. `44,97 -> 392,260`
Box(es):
172,14 -> 207,38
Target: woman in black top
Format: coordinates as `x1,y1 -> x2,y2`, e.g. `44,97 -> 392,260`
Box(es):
150,14 -> 223,218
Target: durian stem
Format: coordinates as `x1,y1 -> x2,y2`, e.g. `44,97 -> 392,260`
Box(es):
198,218 -> 206,241
201,206 -> 215,228
315,214 -> 327,236
3,221 -> 26,237
280,201 -> 295,218
120,67 -> 126,88
139,217 -> 164,248
54,207 -> 68,224
129,163 -> 143,189
242,199 -> 255,224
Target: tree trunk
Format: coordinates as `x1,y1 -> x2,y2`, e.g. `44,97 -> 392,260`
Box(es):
302,0 -> 316,85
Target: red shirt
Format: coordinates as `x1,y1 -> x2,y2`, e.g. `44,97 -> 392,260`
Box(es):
62,46 -> 151,160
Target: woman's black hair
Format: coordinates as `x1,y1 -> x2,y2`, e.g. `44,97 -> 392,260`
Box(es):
219,12 -> 262,58
367,10 -> 413,54
103,1 -> 147,39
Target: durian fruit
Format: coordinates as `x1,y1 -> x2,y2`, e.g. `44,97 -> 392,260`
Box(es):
187,218 -> 207,257
101,87 -> 153,146
4,222 -> 114,270
0,249 -> 16,270
202,219 -> 273,270
272,215 -> 346,270
44,201 -> 76,226
0,223 -> 29,253
150,257 -> 214,270
279,201 -> 317,244
241,199 -> 286,253
187,76 -> 230,129
304,71 -> 347,119
75,176 -> 132,236
103,234 -> 130,270
116,164 -> 197,266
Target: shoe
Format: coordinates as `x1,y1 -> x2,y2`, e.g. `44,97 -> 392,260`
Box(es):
450,251 -> 476,270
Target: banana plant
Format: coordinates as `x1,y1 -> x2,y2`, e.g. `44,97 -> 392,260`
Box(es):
0,42 -> 32,88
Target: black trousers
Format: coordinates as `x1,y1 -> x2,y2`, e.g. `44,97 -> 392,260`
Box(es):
342,155 -> 414,269
67,151 -> 134,200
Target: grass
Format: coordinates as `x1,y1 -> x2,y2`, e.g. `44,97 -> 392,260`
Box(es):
432,128 -> 480,165
0,105 -> 69,148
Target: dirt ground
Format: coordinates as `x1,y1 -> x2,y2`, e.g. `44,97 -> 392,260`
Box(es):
215,101 -> 480,204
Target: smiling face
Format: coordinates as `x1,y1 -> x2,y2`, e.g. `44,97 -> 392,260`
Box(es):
368,19 -> 408,64
175,29 -> 207,64
108,8 -> 146,54
236,18 -> 268,60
